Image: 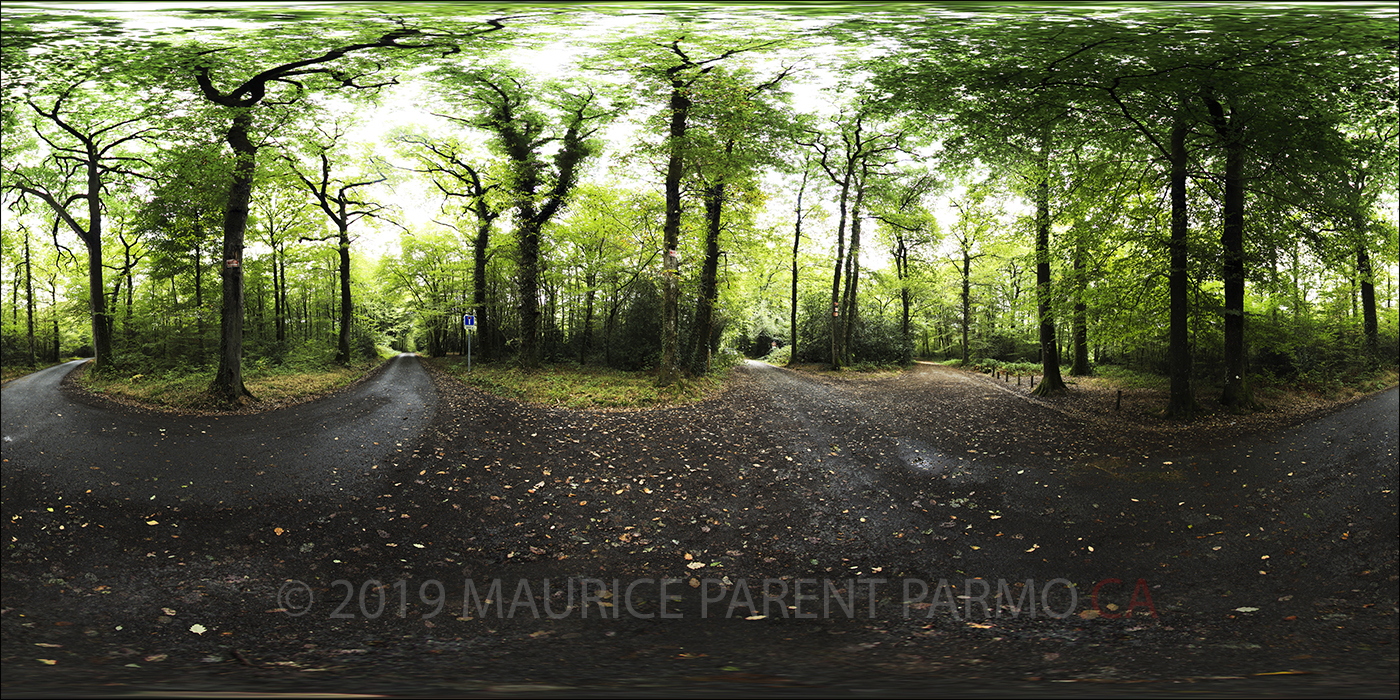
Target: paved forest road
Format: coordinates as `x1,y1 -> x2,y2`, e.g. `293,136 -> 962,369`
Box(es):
1,358 -> 1395,697
0,354 -> 436,506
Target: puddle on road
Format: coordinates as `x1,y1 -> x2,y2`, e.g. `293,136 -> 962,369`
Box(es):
896,439 -> 998,483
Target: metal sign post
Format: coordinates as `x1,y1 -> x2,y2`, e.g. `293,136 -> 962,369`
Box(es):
463,313 -> 476,373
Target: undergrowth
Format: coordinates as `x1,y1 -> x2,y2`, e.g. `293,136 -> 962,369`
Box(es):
75,358 -> 385,411
431,358 -> 729,410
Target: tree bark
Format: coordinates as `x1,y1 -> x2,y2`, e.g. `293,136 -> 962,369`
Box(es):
828,170 -> 851,370
1204,93 -> 1250,409
1031,130 -> 1066,396
1165,108 -> 1197,418
24,229 -> 35,366
840,177 -> 866,366
473,217 -> 491,360
961,250 -> 971,365
1357,240 -> 1379,355
210,111 -> 256,404
336,224 -> 352,364
789,168 -> 807,367
1071,233 -> 1090,376
688,180 -> 724,375
658,74 -> 690,385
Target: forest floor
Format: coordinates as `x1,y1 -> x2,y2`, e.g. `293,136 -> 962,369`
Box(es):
1,357 -> 1396,697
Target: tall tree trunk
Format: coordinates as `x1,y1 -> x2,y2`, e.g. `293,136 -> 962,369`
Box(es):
688,180 -> 724,376
474,219 -> 490,361
77,156 -> 113,368
336,224 -> 352,365
517,220 -> 541,369
789,167 -> 808,367
272,242 -> 284,342
898,237 -> 911,364
194,241 -> 205,358
211,111 -> 256,404
828,172 -> 851,370
24,229 -> 35,367
1032,130 -> 1066,396
1071,233 -> 1090,376
50,277 -> 59,363
1357,240 -> 1379,355
658,78 -> 690,386
841,178 -> 866,366
1205,94 -> 1250,409
580,268 -> 596,365
1165,108 -> 1197,418
961,249 -> 971,365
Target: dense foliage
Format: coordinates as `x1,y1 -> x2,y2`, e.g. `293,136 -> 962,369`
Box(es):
2,2 -> 1396,410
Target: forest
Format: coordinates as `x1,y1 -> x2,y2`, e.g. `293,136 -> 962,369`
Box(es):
1,2 -> 1396,415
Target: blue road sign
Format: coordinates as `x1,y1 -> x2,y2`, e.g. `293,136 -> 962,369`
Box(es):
464,314 -> 476,328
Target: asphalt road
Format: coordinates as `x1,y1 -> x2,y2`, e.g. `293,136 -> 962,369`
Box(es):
0,354 -> 437,506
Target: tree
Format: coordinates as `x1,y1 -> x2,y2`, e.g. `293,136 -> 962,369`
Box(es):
2,74 -> 163,370
682,65 -> 794,375
619,34 -> 787,384
946,184 -> 1000,365
787,157 -> 818,367
181,16 -> 506,403
395,126 -> 506,360
799,96 -> 904,369
871,170 -> 940,365
283,121 -> 396,365
248,178 -> 319,344
432,67 -> 614,369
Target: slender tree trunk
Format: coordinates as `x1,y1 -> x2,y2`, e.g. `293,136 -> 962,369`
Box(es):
841,178 -> 866,365
1165,108 -> 1197,417
829,173 -> 851,370
24,230 -> 35,367
580,269 -> 596,365
211,111 -> 256,404
789,168 -> 807,367
194,241 -> 205,358
50,277 -> 59,362
518,219 -> 541,369
961,249 -> 971,365
1071,233 -> 1090,376
272,242 -> 284,342
898,237 -> 911,364
1031,129 -> 1066,396
473,219 -> 490,361
335,224 -> 352,365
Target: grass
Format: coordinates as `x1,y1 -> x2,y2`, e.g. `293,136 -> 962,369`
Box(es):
1,359 -> 75,384
429,357 -> 727,410
75,358 -> 384,412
